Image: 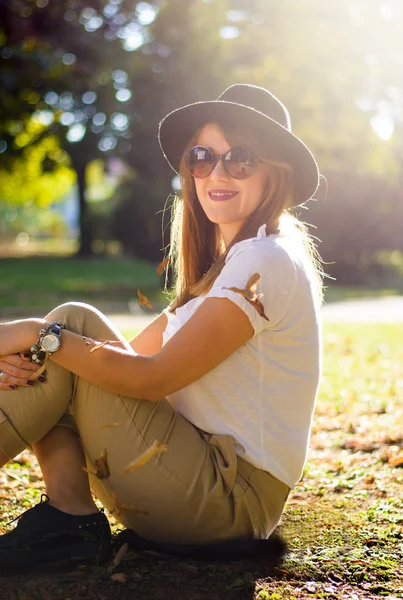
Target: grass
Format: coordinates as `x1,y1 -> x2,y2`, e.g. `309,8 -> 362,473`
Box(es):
0,323 -> 402,598
324,286 -> 402,304
0,256 -> 165,315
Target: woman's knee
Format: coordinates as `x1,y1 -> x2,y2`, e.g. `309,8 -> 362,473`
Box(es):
45,302 -> 127,346
45,302 -> 107,335
46,301 -> 100,323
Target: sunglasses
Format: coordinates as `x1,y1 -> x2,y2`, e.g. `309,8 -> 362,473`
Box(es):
187,145 -> 261,180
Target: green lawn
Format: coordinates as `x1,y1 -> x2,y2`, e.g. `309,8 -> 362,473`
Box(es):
0,323 -> 402,598
0,256 -> 165,314
324,285 -> 402,303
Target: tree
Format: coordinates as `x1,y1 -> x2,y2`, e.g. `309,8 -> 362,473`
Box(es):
0,0 -> 162,254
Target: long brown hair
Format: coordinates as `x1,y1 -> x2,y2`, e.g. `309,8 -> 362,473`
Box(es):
165,120 -> 323,311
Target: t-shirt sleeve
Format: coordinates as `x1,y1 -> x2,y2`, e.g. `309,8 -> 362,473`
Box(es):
205,240 -> 298,336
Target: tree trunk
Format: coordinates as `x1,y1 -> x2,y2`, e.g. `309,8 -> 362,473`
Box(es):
70,151 -> 93,257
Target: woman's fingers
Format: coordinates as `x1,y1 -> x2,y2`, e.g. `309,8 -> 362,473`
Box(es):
1,354 -> 41,373
0,369 -> 40,389
0,354 -> 46,390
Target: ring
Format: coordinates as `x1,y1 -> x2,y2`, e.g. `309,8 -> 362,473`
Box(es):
0,370 -> 4,382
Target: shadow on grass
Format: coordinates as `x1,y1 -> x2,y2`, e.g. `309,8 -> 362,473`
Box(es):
1,499 -> 401,600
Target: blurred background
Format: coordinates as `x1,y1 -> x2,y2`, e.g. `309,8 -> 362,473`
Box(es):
1,0 -> 403,317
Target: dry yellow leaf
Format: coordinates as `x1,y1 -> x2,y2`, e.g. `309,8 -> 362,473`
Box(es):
111,573 -> 127,583
90,340 -> 124,353
157,257 -> 169,276
224,273 -> 269,321
83,448 -> 110,479
137,289 -> 153,309
124,441 -> 168,473
244,272 -> 261,299
389,454 -> 403,468
110,492 -> 149,517
106,542 -> 128,574
250,298 -> 270,321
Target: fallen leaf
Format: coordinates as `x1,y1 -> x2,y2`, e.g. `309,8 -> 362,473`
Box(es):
90,341 -> 109,352
83,449 -> 110,479
389,454 -> 403,468
224,285 -> 248,298
364,538 -> 378,547
244,272 -> 261,299
99,423 -> 119,430
124,441 -> 168,473
176,562 -> 199,575
110,492 -> 149,517
107,543 -> 128,574
90,340 -> 124,353
340,440 -> 380,453
364,474 -> 375,484
137,289 -> 153,309
111,572 -> 127,583
224,273 -> 269,321
157,257 -> 169,276
225,273 -> 261,301
250,298 -> 270,321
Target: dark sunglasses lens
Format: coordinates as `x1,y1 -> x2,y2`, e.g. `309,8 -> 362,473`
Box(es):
188,146 -> 215,178
224,148 -> 256,180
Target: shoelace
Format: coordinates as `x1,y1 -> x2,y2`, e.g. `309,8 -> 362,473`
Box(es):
5,494 -> 50,527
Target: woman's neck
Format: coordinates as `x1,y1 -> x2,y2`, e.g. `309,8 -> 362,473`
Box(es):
218,221 -> 243,249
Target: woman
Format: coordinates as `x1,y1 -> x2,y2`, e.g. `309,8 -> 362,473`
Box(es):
0,84 -> 322,569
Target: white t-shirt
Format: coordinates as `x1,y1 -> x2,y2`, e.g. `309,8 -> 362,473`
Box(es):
162,224 -> 321,489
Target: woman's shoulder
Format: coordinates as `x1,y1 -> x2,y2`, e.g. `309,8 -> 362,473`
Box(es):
226,226 -> 301,270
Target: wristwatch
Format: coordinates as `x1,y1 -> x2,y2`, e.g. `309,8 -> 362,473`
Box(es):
30,321 -> 65,364
40,321 -> 64,353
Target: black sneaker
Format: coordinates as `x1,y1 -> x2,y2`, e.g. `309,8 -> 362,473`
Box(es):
0,494 -> 112,572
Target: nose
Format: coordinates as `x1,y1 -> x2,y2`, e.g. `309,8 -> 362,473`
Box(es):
210,157 -> 229,181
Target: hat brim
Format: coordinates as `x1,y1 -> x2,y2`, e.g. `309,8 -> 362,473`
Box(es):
158,100 -> 320,206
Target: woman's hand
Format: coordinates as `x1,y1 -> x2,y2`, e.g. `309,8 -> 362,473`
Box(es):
0,353 -> 45,390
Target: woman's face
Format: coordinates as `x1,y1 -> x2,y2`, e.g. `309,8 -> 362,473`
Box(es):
192,123 -> 269,247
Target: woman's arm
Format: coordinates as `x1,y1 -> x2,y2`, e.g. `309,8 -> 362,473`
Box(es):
1,299 -> 253,401
129,313 -> 168,355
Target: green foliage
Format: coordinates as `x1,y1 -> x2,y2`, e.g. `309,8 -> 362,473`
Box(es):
86,160 -> 119,204
0,135 -> 75,206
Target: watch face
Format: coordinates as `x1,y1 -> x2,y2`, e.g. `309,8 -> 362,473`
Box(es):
41,333 -> 60,353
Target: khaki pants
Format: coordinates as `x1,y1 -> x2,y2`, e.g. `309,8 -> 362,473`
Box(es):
0,303 -> 289,544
